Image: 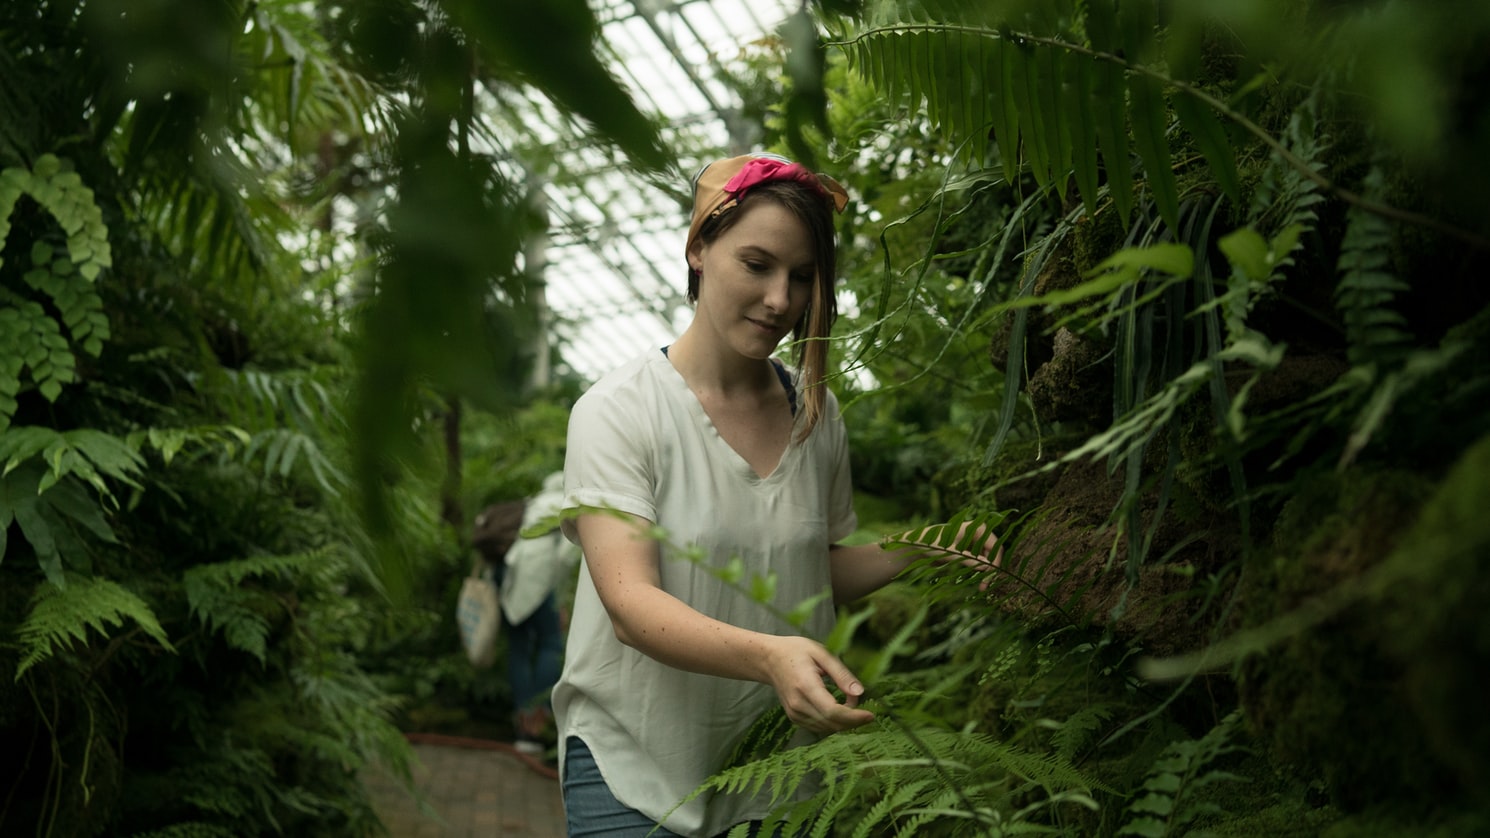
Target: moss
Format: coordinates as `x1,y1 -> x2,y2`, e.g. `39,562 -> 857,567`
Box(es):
1068,200 -> 1128,278
1373,433 -> 1490,801
1320,806 -> 1490,838
1194,752 -> 1343,836
1237,463 -> 1487,814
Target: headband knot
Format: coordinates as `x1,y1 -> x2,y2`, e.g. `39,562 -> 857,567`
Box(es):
721,158 -> 846,211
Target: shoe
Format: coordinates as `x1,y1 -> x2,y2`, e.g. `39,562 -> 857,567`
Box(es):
514,738 -> 545,757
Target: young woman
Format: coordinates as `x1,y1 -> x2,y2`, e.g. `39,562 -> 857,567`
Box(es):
553,153 -> 992,837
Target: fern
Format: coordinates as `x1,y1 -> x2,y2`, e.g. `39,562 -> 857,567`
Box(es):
0,154 -> 113,432
15,574 -> 175,678
836,2 -> 1221,232
127,424 -> 254,468
1050,704 -> 1115,762
182,551 -> 326,663
682,706 -> 1109,836
241,427 -> 348,493
1117,711 -> 1247,837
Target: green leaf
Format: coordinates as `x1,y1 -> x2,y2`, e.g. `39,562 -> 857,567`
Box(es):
719,556 -> 745,585
991,38 -> 1022,168
749,571 -> 778,603
1010,43 -> 1050,184
1016,242 -> 1193,310
1128,74 -> 1179,230
1144,772 -> 1183,793
1219,228 -> 1268,281
1173,91 -> 1241,205
12,496 -> 63,587
1088,57 -> 1133,222
824,604 -> 876,657
1119,0 -> 1158,61
784,589 -> 832,628
1117,816 -> 1167,837
41,477 -> 118,544
1038,44 -> 1071,188
1070,57 -> 1100,217
1131,792 -> 1175,815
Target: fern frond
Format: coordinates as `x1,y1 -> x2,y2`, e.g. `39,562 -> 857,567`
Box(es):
686,713 -> 1110,836
1335,163 -> 1411,366
1117,710 -> 1246,837
15,574 -> 174,678
0,154 -> 114,431
128,425 -> 253,467
1050,704 -> 1114,762
241,427 -> 348,493
183,551 -> 325,662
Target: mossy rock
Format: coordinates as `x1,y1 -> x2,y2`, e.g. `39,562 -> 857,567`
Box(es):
1238,441 -> 1490,816
1373,433 -> 1490,801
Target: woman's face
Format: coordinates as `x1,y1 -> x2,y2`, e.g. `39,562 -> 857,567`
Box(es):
687,200 -> 816,362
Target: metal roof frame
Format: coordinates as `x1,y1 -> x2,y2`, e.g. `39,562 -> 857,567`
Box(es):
483,0 -> 795,382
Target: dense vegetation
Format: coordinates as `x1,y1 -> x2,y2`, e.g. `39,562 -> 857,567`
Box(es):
3,1 -> 1486,836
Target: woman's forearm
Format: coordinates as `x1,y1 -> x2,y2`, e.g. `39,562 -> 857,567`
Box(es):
603,580 -> 779,683
828,542 -> 916,604
829,521 -> 1002,604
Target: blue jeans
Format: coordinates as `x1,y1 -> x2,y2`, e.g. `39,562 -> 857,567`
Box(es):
507,593 -> 563,714
561,737 -> 804,838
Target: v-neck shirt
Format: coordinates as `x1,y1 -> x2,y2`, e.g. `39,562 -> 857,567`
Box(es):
554,348 -> 857,837
660,344 -> 798,417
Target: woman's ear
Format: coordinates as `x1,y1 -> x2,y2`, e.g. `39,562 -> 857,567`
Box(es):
686,240 -> 704,274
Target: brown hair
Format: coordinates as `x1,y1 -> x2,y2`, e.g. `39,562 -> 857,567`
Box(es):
688,180 -> 838,439
472,500 -> 526,563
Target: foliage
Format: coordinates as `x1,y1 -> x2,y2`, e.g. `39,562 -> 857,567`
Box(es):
0,155 -> 113,430
4,0 -> 1488,835
1116,711 -> 1245,837
14,573 -> 174,678
693,0 -> 1490,833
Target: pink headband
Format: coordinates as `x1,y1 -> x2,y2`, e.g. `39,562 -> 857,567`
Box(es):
685,154 -> 849,256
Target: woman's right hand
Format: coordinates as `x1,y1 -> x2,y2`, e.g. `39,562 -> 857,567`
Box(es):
761,635 -> 875,735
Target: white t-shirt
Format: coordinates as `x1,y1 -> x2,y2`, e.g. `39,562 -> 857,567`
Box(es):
554,348 -> 858,837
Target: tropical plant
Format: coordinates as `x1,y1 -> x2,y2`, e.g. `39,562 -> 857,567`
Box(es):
681,0 -> 1490,833
7,0 -> 1488,834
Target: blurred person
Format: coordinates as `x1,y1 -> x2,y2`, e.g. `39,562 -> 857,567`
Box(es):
500,471 -> 581,754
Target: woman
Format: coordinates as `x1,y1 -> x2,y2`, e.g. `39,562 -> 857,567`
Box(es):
554,153 -> 991,837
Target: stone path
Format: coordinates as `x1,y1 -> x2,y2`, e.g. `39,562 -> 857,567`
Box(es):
365,734 -> 565,837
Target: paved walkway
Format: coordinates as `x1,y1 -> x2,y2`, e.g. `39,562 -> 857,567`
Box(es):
365,733 -> 565,837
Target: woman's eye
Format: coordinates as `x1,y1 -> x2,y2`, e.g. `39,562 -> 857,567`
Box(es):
743,260 -> 767,273
791,273 -> 814,285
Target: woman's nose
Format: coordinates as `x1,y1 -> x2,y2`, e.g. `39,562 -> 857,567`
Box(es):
762,272 -> 790,313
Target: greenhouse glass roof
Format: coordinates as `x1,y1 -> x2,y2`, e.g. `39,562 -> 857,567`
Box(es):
486,0 -> 796,383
